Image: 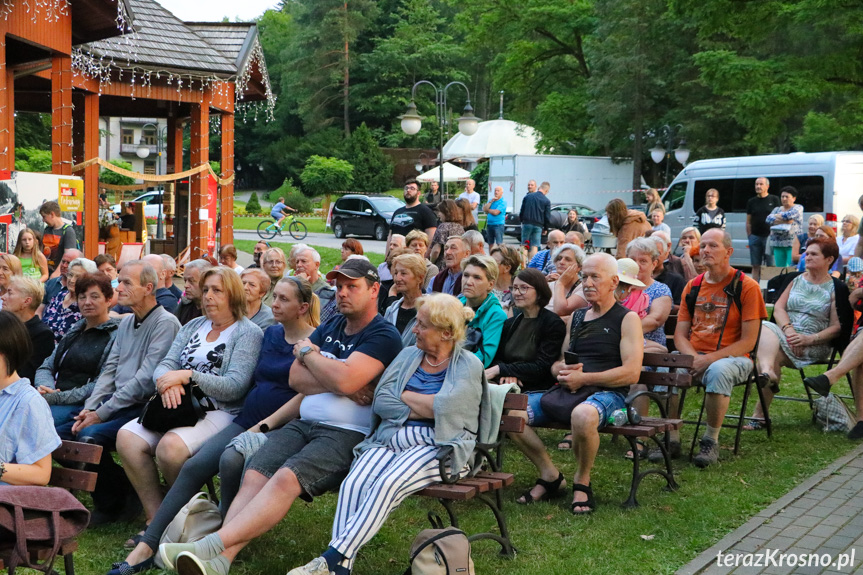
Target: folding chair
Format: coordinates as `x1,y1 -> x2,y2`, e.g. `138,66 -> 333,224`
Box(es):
686,323 -> 772,457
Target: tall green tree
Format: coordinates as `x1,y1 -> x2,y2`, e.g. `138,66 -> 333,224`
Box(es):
282,0 -> 378,137
341,123 -> 394,193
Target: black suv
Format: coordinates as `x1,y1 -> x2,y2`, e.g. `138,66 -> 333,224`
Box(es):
331,194 -> 406,240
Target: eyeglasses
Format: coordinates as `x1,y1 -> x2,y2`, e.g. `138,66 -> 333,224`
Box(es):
511,284 -> 535,294
404,185 -> 418,191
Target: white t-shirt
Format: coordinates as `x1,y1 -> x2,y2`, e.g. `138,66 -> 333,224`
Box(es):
298,351 -> 372,434
840,235 -> 859,262
180,320 -> 238,409
459,191 -> 481,223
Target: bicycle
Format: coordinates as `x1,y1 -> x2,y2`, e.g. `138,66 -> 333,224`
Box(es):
257,214 -> 308,241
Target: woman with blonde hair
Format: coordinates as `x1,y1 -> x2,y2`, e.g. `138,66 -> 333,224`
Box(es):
405,229 -> 438,289
13,228 -> 48,282
793,214 -> 825,267
283,293 -> 490,575
0,253 -> 22,311
112,275 -> 318,574
459,254 -> 507,367
383,253 -> 426,346
114,267 -> 264,556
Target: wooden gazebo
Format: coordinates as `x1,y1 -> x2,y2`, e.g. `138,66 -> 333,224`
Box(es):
4,0 -> 274,258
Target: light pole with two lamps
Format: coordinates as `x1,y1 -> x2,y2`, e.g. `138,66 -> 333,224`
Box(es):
649,124 -> 690,188
399,81 -> 480,199
136,122 -> 168,239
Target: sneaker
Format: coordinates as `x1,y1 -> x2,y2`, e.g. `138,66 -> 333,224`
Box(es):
848,421 -> 863,441
175,553 -> 228,575
647,440 -> 681,463
159,543 -> 198,571
692,437 -> 719,468
285,557 -> 333,575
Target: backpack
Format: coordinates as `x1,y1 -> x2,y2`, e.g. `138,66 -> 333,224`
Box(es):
813,393 -> 856,433
684,269 -> 744,350
404,513 -> 474,575
155,492 -> 222,568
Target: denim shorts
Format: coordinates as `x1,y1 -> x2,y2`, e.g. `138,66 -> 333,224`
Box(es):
486,224 -> 504,246
748,234 -> 773,267
526,389 -> 626,430
247,419 -> 365,500
521,223 -> 542,249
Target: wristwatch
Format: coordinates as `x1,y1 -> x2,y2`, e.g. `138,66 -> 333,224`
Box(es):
299,345 -> 313,366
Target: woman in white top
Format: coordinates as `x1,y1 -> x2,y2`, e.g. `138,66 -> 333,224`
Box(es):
116,267 -> 263,547
838,215 -> 860,265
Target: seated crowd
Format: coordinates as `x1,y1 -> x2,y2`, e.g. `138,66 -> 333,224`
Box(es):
4,189 -> 863,575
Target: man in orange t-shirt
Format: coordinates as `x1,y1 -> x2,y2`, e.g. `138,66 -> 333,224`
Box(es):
674,229 -> 766,468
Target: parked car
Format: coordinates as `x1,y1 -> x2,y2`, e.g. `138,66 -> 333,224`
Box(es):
111,191 -> 164,219
504,203 -> 601,240
331,194 -> 406,240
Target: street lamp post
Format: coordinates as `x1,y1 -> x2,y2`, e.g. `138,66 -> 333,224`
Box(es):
649,124 -> 690,187
399,81 -> 480,199
136,122 -> 167,239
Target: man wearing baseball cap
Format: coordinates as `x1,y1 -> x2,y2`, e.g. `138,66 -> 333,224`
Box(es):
158,257 -> 404,572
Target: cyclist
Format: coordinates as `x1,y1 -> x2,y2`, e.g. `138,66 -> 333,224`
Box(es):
270,196 -> 297,227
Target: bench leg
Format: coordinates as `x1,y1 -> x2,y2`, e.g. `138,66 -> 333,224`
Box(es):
468,493 -> 516,558
439,498 -> 459,528
622,435 -> 679,509
688,391 -> 707,460
64,552 -> 75,575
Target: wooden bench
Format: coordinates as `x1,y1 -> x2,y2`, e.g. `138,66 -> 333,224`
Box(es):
415,393 -> 526,558
0,440 -> 102,575
534,353 -> 693,508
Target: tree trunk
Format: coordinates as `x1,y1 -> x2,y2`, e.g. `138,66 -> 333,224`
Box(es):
343,1 -> 351,137
632,108 -> 643,190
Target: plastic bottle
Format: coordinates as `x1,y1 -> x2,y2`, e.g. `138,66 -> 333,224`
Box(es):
608,408 -> 641,426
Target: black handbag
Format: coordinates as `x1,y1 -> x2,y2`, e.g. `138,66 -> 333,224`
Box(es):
138,383 -> 214,434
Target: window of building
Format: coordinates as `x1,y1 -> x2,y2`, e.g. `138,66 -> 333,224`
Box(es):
142,128 -> 156,146
144,161 -> 156,175
121,128 -> 134,145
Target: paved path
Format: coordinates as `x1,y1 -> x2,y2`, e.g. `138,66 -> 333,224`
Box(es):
678,444 -> 863,575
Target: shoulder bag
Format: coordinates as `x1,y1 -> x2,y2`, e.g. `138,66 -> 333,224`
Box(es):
138,383 -> 215,434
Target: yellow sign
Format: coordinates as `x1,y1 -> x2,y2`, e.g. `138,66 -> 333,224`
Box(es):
58,179 -> 84,212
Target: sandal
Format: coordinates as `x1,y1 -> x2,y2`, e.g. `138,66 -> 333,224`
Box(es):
123,525 -> 147,550
571,483 -> 595,515
557,434 -> 573,451
624,439 -> 647,460
516,472 -> 566,505
743,419 -> 765,431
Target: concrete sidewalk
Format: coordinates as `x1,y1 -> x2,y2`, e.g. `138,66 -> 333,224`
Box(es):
678,444 -> 863,575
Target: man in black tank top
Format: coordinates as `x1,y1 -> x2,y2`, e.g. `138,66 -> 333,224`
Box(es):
507,253 -> 643,514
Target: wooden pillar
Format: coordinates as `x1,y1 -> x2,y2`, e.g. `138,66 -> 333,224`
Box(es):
83,93 -> 99,257
166,116 -> 183,173
189,101 -> 209,259
71,92 -> 85,165
51,54 -> 73,175
0,39 -> 13,172
219,112 -> 234,246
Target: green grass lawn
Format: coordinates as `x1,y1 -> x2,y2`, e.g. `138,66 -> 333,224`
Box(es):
68,363 -> 858,575
232,216 -> 329,234
234,239 -> 385,269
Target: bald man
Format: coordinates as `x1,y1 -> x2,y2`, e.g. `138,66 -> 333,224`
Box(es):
508,253 -> 643,513
528,229 -> 566,274
483,185 -> 507,246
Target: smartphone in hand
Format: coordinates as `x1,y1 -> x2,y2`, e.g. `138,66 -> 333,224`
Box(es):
564,351 -> 580,365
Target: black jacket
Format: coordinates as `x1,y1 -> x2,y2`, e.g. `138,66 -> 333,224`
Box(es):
23,315 -> 55,384
492,307 -> 566,391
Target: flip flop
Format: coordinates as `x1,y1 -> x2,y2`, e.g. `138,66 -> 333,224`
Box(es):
624,439 -> 647,460
557,434 -> 573,451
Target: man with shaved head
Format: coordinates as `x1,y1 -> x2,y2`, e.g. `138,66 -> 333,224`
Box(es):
667,229 -> 766,468
507,252 -> 643,513
528,229 -> 565,275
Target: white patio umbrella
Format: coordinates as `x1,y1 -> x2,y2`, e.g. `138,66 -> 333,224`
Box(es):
416,162 -> 472,183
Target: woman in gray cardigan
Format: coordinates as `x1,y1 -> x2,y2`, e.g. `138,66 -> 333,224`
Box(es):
116,268 -> 263,548
286,293 -> 493,575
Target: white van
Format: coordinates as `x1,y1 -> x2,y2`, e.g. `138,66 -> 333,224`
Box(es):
661,152 -> 863,268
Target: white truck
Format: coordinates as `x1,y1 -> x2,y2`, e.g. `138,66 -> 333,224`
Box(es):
488,154 -> 638,221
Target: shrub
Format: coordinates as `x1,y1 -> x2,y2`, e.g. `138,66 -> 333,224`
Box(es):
14,147 -> 51,172
300,155 -> 354,197
245,192 -> 262,214
270,179 -> 313,214
100,159 -> 136,186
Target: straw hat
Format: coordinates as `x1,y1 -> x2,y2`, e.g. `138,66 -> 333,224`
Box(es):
616,258 -> 646,287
